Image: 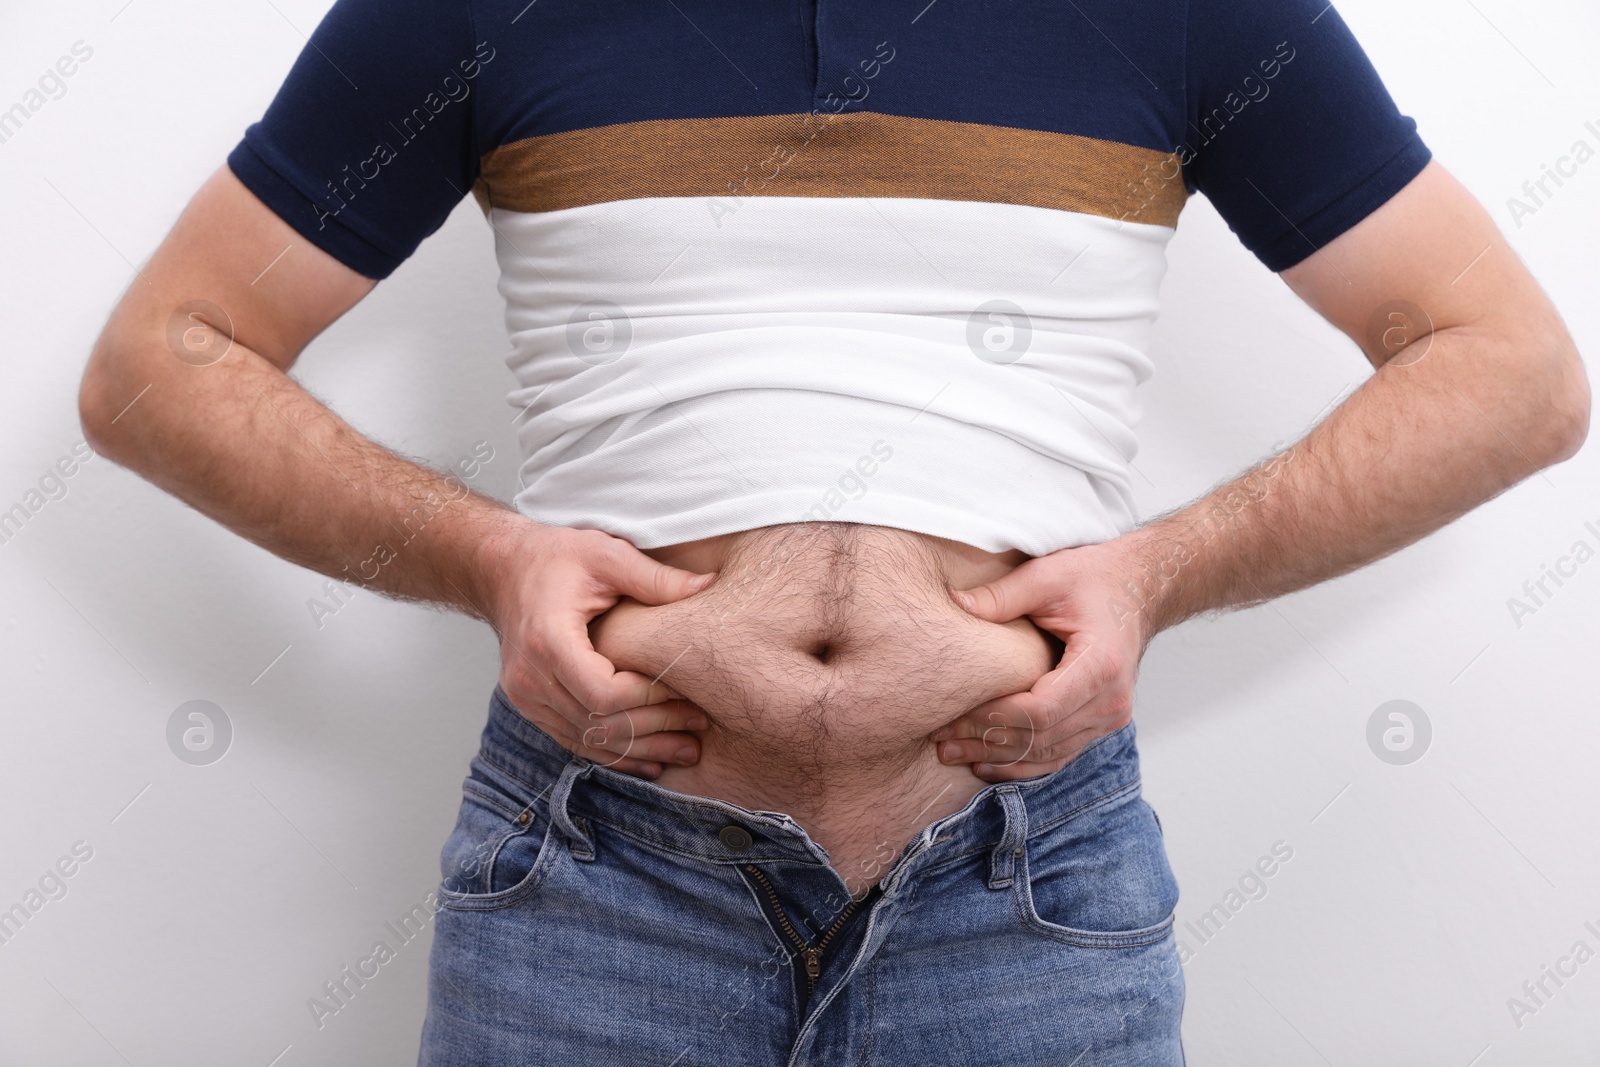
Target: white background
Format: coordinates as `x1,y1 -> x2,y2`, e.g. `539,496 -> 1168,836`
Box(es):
1,0 -> 1597,1063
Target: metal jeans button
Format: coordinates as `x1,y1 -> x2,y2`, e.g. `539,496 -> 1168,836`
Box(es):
719,825 -> 754,852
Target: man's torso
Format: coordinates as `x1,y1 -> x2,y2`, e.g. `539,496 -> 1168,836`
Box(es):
591,522 -> 1059,893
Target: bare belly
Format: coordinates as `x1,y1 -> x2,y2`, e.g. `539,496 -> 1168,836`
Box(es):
588,522 -> 1059,896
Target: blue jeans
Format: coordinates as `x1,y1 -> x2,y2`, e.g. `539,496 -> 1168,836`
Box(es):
419,687 -> 1185,1065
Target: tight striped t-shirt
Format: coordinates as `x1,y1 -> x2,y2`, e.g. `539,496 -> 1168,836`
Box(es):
228,0 -> 1430,555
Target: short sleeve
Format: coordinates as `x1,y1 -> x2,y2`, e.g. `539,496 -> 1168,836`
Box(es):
226,0 -> 484,279
1181,0 -> 1432,272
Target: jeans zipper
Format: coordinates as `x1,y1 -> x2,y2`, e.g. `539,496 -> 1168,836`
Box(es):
744,864 -> 861,1003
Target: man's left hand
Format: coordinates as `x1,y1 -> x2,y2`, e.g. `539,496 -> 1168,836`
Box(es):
932,536 -> 1156,783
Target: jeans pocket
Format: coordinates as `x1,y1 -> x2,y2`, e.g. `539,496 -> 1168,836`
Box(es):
436,758 -> 560,911
1017,793 -> 1179,949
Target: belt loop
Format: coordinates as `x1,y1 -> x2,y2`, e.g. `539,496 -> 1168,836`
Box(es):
987,786 -> 1028,890
549,759 -> 597,862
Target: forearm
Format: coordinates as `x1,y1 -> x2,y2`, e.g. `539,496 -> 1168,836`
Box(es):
80,327 -> 526,624
1116,327 -> 1588,643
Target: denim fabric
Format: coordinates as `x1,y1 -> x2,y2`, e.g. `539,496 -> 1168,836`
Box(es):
419,687 -> 1185,1066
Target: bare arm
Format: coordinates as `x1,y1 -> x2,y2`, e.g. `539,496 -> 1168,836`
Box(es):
80,165 -> 714,775
1120,159 -> 1589,640
79,165 -> 513,619
939,160 -> 1589,778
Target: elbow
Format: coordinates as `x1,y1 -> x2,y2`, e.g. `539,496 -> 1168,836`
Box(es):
77,367 -> 111,457
77,365 -> 117,461
1553,395 -> 1590,466
1541,338 -> 1590,465
77,337 -> 137,465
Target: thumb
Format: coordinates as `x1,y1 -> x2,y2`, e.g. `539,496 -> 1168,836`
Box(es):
605,549 -> 717,607
949,565 -> 1039,624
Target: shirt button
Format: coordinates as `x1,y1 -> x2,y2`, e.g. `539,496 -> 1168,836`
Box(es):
719,825 -> 754,852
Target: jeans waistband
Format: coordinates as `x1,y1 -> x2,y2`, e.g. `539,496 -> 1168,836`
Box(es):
480,685 -> 1142,878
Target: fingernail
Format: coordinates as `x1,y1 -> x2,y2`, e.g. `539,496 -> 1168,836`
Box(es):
689,716 -> 709,730
939,741 -> 958,762
691,573 -> 717,592
675,746 -> 697,764
974,763 -> 994,776
931,727 -> 952,742
951,590 -> 975,611
640,763 -> 662,779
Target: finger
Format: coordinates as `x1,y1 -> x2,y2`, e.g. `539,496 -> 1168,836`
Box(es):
966,715 -> 1112,774
1041,630 -> 1102,699
592,538 -> 718,607
498,664 -> 592,746
502,693 -> 652,777
545,619 -> 665,716
599,757 -> 665,780
936,629 -> 1102,746
552,601 -> 692,715
947,560 -> 1043,625
589,699 -> 709,737
499,680 -> 692,772
997,722 -> 1103,768
930,691 -> 1041,743
939,734 -> 1034,766
592,669 -> 687,715
971,759 -> 1066,783
938,738 -> 985,764
939,686 -> 1115,767
577,729 -> 702,767
500,637 -> 590,724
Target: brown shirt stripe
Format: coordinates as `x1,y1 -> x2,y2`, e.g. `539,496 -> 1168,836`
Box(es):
473,111 -> 1189,227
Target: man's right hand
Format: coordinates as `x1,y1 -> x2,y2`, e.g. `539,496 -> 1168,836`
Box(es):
480,521 -> 718,779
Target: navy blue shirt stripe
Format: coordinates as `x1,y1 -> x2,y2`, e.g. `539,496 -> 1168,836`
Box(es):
227,0 -> 1429,278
